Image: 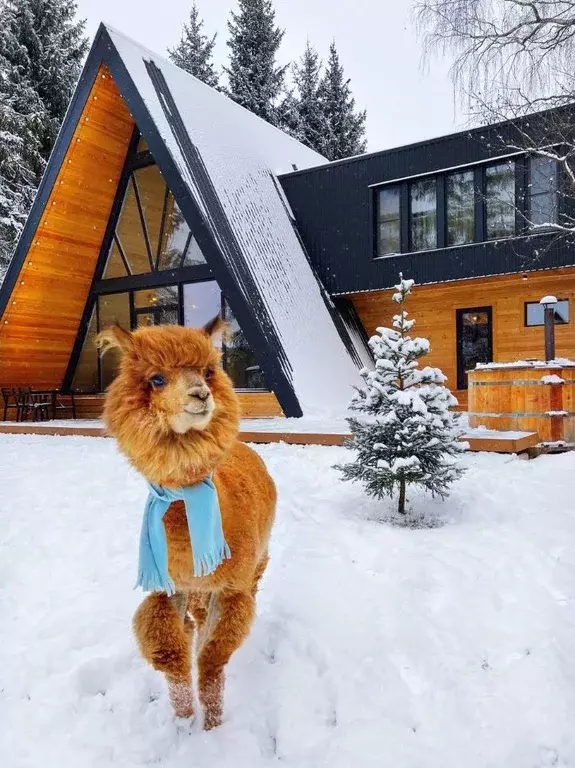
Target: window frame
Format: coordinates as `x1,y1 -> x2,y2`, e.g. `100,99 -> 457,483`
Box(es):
66,132 -> 268,394
409,176 -> 438,252
374,184 -> 402,257
527,155 -> 559,231
524,298 -> 569,327
484,159 -> 517,241
370,153 -> 561,260
445,169 -> 476,247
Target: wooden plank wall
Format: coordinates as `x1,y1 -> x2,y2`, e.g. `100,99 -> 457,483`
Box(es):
349,267 -> 575,408
0,65 -> 135,387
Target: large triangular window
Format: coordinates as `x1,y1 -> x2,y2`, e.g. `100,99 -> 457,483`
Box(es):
71,133 -> 267,394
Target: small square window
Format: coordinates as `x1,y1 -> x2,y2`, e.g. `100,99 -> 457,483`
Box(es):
525,299 -> 569,326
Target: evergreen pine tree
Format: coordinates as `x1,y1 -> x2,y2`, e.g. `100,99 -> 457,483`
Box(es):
225,0 -> 288,125
317,41 -> 367,161
168,2 -> 219,88
289,41 -> 325,154
0,0 -> 87,277
337,275 -> 465,516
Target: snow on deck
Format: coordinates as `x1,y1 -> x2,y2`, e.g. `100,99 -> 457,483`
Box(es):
462,427 -> 537,441
0,417 -> 352,434
1,434 -> 574,766
476,358 -> 575,370
106,26 -> 362,416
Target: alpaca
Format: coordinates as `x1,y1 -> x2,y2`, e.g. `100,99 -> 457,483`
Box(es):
98,321 -> 276,729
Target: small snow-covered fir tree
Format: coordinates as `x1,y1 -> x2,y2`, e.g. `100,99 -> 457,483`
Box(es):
225,0 -> 288,125
0,0 -> 87,277
317,41 -> 367,161
288,41 -> 325,154
337,275 -> 466,516
168,2 -> 219,88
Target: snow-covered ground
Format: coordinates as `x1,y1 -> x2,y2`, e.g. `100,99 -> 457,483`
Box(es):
1,434 -> 574,767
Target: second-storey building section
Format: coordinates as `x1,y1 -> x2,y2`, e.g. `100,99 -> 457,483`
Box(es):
279,109 -> 575,406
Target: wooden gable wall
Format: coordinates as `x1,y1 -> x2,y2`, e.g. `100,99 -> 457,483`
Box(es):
0,65 -> 135,387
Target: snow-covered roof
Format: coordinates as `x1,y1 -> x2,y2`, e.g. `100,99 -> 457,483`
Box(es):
105,26 -> 363,416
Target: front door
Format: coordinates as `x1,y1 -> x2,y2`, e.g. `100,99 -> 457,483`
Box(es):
456,306 -> 493,389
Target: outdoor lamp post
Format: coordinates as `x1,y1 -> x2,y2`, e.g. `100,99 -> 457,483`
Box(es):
540,295 -> 558,362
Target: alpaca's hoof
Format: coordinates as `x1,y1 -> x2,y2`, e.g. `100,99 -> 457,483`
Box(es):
175,714 -> 196,731
203,710 -> 222,731
168,678 -> 195,720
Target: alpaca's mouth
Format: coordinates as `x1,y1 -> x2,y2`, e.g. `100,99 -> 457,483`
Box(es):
169,404 -> 214,434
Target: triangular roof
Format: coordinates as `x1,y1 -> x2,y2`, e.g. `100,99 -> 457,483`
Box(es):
0,23 -> 363,416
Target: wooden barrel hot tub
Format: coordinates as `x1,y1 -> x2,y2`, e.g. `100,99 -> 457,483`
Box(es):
468,361 -> 575,444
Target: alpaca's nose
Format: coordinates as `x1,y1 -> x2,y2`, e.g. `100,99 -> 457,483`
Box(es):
188,385 -> 210,401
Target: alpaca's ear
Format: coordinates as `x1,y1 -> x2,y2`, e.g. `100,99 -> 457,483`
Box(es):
96,325 -> 134,355
203,314 -> 227,337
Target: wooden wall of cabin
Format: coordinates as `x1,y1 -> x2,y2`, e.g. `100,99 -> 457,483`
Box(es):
0,65 -> 135,388
349,267 -> 575,408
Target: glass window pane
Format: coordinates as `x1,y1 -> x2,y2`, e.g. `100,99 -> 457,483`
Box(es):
182,236 -> 207,267
447,171 -> 475,246
526,300 -> 569,326
528,156 -> 557,227
133,285 -> 179,310
133,165 -> 167,262
71,308 -> 99,392
115,178 -> 152,274
103,240 -> 128,279
223,301 -> 266,389
410,179 -> 437,251
98,293 -> 131,390
377,187 -> 400,256
486,162 -> 515,239
157,198 -> 205,270
183,281 -> 222,328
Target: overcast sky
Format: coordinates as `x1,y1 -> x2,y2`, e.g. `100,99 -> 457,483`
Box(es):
76,0 -> 462,152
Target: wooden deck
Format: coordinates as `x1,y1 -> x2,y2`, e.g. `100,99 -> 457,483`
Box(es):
0,421 -> 350,446
0,420 -> 547,453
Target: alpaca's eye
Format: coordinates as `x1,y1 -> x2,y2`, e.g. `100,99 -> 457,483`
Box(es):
150,375 -> 167,388
205,368 -> 214,382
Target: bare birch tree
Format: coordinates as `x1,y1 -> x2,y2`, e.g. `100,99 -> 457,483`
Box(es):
415,0 -> 575,242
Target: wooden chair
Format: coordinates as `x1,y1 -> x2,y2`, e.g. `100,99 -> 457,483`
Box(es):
53,390 -> 77,420
1,388 -> 21,421
18,388 -> 52,421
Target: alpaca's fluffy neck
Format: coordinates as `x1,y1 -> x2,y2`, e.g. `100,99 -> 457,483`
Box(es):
122,410 -> 239,487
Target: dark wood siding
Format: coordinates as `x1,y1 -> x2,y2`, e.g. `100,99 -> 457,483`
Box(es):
279,108 -> 575,294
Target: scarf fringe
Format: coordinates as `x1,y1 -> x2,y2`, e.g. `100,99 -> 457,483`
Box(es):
193,541 -> 232,578
135,568 -> 177,596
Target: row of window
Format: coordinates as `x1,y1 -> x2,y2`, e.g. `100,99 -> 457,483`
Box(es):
376,156 -> 558,257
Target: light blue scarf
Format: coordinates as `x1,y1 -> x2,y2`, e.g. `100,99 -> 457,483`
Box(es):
136,476 -> 231,595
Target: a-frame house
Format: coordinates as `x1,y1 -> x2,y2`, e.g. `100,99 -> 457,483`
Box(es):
0,24 -> 364,418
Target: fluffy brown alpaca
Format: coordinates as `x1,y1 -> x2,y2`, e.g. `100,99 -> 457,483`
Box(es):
98,322 -> 276,729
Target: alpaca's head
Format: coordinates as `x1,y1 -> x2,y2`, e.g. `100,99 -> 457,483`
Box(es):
97,320 -> 240,484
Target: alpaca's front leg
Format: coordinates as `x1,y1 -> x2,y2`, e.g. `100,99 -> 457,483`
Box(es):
133,591 -> 195,719
198,590 -> 255,730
